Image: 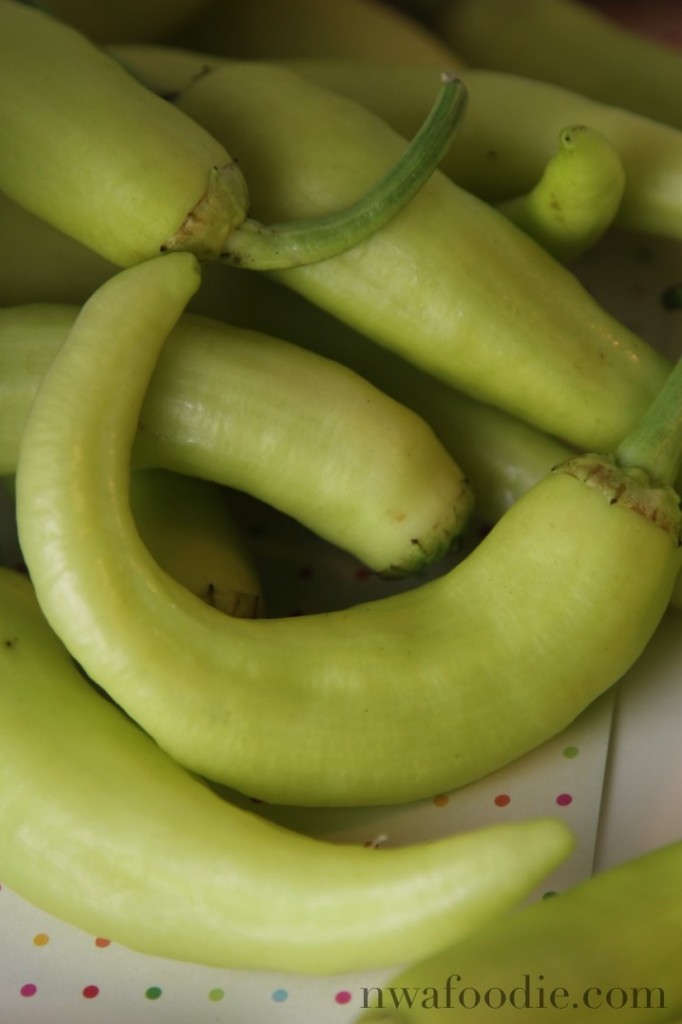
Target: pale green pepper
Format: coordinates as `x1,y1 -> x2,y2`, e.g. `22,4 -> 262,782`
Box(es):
0,0 -> 464,270
0,565 -> 574,974
0,302 -> 473,576
116,46 -> 682,242
174,60 -> 672,452
432,0 -> 682,131
14,253 -> 682,807
166,0 -> 461,66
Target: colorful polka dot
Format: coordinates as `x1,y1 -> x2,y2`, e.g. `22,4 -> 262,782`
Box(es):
271,989 -> 288,1003
208,988 -> 225,1002
494,793 -> 511,807
82,985 -> 99,999
335,991 -> 352,1005
432,793 -> 449,807
556,793 -> 573,806
32,933 -> 49,946
354,566 -> 372,581
563,745 -> 579,759
20,983 -> 37,997
94,937 -> 111,948
145,987 -> 162,1000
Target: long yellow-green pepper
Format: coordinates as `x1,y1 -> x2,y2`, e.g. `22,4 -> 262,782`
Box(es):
0,303 -> 473,576
168,0 -> 461,65
117,46 -> 682,242
190,260 -> 682,612
174,60 -> 671,452
432,0 -> 682,131
192,261 -> 577,524
0,1 -> 465,270
0,565 -> 575,974
47,0 -> 213,43
275,57 -> 682,244
358,839 -> 682,1021
15,253 -> 682,807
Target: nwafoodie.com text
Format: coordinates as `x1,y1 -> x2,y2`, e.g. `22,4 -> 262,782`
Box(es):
361,974 -> 667,1012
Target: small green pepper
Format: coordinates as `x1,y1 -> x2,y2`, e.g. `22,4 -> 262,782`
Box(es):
359,839 -> 682,1021
497,124 -> 626,262
174,59 -> 672,452
0,302 -> 473,576
14,253 -> 682,806
0,565 -> 575,974
0,1 -> 464,270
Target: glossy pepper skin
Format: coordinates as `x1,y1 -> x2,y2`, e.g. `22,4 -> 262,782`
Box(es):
0,303 -> 473,577
0,0 -> 248,267
175,60 -> 671,453
0,2 -> 465,273
15,256 -> 682,807
0,566 -> 575,975
359,840 -> 682,1022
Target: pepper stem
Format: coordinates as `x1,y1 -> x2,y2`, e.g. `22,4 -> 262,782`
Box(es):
615,355 -> 682,486
220,72 -> 466,271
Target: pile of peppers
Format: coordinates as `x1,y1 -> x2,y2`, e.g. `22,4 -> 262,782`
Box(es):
1,0 -> 681,1017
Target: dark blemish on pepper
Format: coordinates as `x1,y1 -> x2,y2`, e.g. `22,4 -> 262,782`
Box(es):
4,636 -> 18,648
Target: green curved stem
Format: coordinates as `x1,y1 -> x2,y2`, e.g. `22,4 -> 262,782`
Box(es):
221,72 -> 466,270
616,356 -> 682,487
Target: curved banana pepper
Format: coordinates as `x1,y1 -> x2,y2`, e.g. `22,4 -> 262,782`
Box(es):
0,303 -> 473,576
0,1 -> 464,270
115,47 -> 682,243
174,60 -> 672,452
359,839 -> 682,1021
191,261 -> 577,524
15,254 -> 682,806
0,565 -> 575,975
432,0 -> 682,132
